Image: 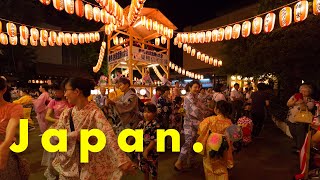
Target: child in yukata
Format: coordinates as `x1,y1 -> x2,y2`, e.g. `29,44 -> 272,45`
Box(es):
237,106 -> 253,146
135,103 -> 160,180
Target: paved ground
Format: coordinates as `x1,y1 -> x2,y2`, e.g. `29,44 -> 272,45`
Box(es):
21,118 -> 299,180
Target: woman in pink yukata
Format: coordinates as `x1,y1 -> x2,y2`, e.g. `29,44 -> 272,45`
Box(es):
33,84 -> 51,135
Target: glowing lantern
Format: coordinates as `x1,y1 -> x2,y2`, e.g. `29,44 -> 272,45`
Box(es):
178,67 -> 182,74
64,33 -> 72,45
232,24 -> 241,39
313,0 -> 320,15
294,1 -> 308,22
49,31 -> 57,43
209,57 -> 213,64
78,33 -> 85,44
9,36 -> 17,45
20,37 -> 28,46
39,0 -> 51,5
146,19 -> 152,31
6,23 -> 17,37
113,36 -> 118,45
93,7 -> 101,22
205,31 -> 211,42
64,0 -> 74,14
201,54 -> 205,61
0,33 -> 8,45
205,55 -> 209,63
217,28 -> 224,41
241,21 -> 251,38
200,32 -> 206,43
40,39 -> 47,46
0,22 -> 2,33
161,36 -> 166,44
72,33 -> 78,45
75,0 -> 84,17
85,33 -> 90,43
30,37 -> 38,46
90,33 -> 95,42
264,13 -> 276,33
213,59 -> 218,66
170,63 -> 175,69
191,49 -> 196,56
252,17 -> 263,35
155,38 -> 160,46
224,26 -> 232,40
178,42 -> 182,48
163,26 -> 168,36
279,7 -> 292,27
187,46 -> 191,54
211,30 -> 218,42
30,28 -> 39,40
182,69 -> 185,75
85,4 -> 93,20
100,9 -> 107,23
175,65 -> 178,71
152,21 -> 158,31
168,29 -> 173,39
48,38 -> 55,46
158,24 -> 164,34
55,36 -> 62,46
95,32 -> 100,41
196,52 -> 201,59
53,0 -> 64,11
218,60 -> 222,67
19,26 -> 29,40
183,44 -> 188,51
40,30 -> 48,42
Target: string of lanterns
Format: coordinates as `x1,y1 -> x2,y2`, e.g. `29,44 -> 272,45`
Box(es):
39,0 -> 124,26
128,0 -> 147,26
140,16 -> 174,39
93,41 -> 106,73
175,0 -> 314,44
174,39 -> 223,67
169,62 -> 204,80
0,19 -> 102,46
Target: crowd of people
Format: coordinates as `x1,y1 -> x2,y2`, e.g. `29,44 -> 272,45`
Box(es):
0,75 -> 279,180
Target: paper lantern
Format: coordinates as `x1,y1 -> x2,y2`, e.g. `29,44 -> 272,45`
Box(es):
90,33 -> 95,42
100,9 -> 107,23
218,60 -> 222,67
178,67 -> 182,74
64,0 -> 74,14
196,52 -> 201,59
40,0 -> 51,5
48,38 -> 55,46
205,31 -> 212,43
0,21 -> 2,33
95,32 -> 100,41
187,46 -> 191,54
30,28 -> 39,40
213,59 -> 218,66
183,44 -> 188,51
49,31 -> 57,43
64,33 -> 72,45
211,29 -> 218,42
170,63 -> 175,69
19,26 -> 29,40
9,36 -> 17,45
209,57 -> 213,64
224,26 -> 232,40
55,36 -> 62,46
163,26 -> 168,36
30,37 -> 38,46
182,69 -> 185,75
53,0 -> 64,11
167,29 -> 173,39
93,7 -> 101,22
313,0 -> 320,15
6,22 -> 17,37
152,21 -> 158,31
0,33 -> 8,45
241,21 -> 251,38
178,42 -> 182,48
252,17 -> 263,35
78,33 -> 85,44
40,30 -> 48,42
85,33 -> 90,43
75,0 -> 84,17
175,65 -> 178,71
217,28 -> 224,41
201,54 -> 205,61
279,7 -> 292,27
191,49 -> 196,56
205,55 -> 209,63
85,4 -> 93,20
155,38 -> 160,46
232,24 -> 241,39
146,19 -> 152,31
20,36 -> 28,46
264,13 -> 276,33
113,36 -> 118,45
294,1 -> 308,22
40,39 -> 47,46
161,36 -> 166,44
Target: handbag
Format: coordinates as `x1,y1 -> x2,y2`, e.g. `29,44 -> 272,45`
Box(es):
293,109 -> 313,123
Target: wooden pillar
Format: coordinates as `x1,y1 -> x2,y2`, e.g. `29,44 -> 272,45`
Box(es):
107,34 -> 112,85
129,35 -> 133,85
166,37 -> 170,79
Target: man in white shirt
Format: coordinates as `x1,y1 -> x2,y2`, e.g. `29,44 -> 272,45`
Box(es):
230,83 -> 243,122
230,83 -> 243,101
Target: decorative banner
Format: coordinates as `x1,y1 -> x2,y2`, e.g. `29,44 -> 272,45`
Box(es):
108,47 -> 129,65
252,17 -> 263,35
279,7 -> 292,27
264,13 -> 276,33
294,0 -> 309,22
241,21 -> 251,37
132,46 -> 169,65
313,0 -> 320,15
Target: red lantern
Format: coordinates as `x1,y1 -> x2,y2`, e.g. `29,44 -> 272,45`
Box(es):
93,7 -> 101,22
241,21 -> 251,38
217,28 -> 224,41
0,33 -> 8,45
30,28 -> 39,40
78,33 -> 85,44
264,13 -> 276,33
313,0 -> 320,15
211,29 -> 218,42
6,22 -> 17,37
72,33 -> 78,45
294,1 -> 309,22
224,26 -> 232,40
252,17 -> 263,35
40,30 -> 48,42
39,0 -> 51,5
75,0 -> 84,17
64,0 -> 74,14
19,26 -> 29,40
53,0 -> 64,11
232,24 -> 241,39
279,7 -> 292,27
85,4 -> 93,20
